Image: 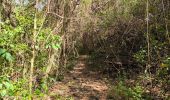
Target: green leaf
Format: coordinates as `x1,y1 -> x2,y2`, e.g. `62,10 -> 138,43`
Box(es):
34,89 -> 41,95
5,52 -> 14,62
0,83 -> 3,89
0,48 -> 6,55
9,84 -> 14,91
10,44 -> 15,48
52,44 -> 60,49
3,82 -> 11,89
1,90 -> 7,97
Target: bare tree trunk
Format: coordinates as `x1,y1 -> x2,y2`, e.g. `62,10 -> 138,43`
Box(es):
29,0 -> 38,99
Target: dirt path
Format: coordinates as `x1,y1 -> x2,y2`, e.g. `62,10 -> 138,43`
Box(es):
49,55 -> 109,100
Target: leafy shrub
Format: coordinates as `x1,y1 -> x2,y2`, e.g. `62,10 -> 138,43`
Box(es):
107,80 -> 144,100
133,49 -> 147,64
0,75 -> 29,99
0,5 -> 62,99
0,75 -> 14,98
0,48 -> 14,62
158,57 -> 170,77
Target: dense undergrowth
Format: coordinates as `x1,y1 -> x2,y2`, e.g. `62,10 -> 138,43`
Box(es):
80,0 -> 170,99
0,0 -> 170,99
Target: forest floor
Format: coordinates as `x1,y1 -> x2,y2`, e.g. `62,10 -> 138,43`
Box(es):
49,55 -> 109,100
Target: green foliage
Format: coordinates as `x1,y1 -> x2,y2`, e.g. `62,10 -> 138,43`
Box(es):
0,4 -> 61,98
0,14 -> 30,61
108,80 -> 144,100
133,49 -> 147,64
0,76 -> 14,97
162,57 -> 170,66
158,57 -> 170,77
0,75 -> 29,99
0,0 -> 169,99
0,48 -> 14,62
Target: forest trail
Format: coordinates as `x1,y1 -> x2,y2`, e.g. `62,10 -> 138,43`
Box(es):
50,55 -> 109,100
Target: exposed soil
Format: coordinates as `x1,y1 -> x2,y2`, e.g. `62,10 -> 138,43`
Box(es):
49,55 -> 109,100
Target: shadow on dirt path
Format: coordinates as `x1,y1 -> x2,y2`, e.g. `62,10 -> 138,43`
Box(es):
49,55 -> 109,100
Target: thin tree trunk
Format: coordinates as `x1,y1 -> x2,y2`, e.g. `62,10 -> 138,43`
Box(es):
29,0 -> 38,99
145,0 -> 151,74
162,0 -> 170,44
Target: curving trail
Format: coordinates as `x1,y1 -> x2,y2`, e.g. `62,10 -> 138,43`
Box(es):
50,55 -> 109,100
